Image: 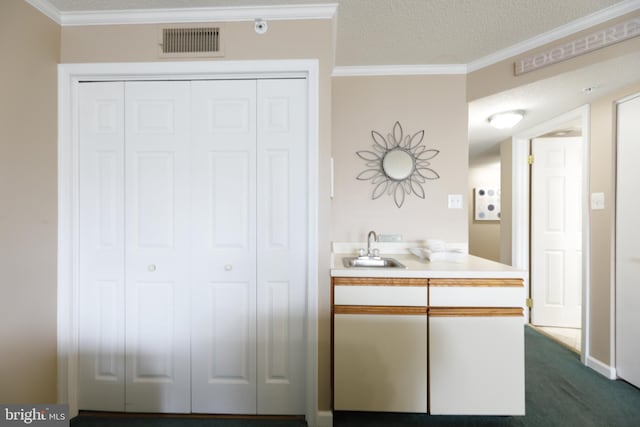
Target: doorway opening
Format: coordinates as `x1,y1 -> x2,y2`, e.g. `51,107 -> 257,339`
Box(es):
510,105 -> 590,361
529,133 -> 583,354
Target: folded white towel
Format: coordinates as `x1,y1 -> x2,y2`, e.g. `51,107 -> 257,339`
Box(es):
409,247 -> 465,262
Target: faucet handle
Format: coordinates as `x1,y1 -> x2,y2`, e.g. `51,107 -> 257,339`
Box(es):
358,248 -> 366,257
372,248 -> 380,258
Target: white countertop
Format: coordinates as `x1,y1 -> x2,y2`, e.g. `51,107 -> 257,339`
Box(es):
331,242 -> 526,279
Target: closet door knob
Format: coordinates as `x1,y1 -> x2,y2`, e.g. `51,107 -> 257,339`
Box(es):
224,264 -> 233,271
147,264 -> 157,272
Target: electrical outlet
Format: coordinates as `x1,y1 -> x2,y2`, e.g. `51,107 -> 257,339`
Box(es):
448,194 -> 463,209
378,234 -> 402,242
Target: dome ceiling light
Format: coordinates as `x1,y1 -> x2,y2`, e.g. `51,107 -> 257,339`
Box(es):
488,110 -> 525,129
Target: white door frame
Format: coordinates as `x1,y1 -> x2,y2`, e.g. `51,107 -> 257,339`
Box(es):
57,60 -> 320,423
511,105 -> 590,364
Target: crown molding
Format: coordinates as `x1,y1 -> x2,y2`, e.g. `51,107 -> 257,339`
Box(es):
332,64 -> 467,77
467,0 -> 640,72
25,1 -> 337,26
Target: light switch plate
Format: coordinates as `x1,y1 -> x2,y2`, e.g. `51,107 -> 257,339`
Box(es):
591,192 -> 605,210
448,194 -> 463,209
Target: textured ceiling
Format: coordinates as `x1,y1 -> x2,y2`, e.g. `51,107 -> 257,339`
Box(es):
46,0 -> 625,65
336,0 -> 623,65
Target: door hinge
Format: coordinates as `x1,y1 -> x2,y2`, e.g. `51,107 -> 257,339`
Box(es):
528,154 -> 534,165
526,298 -> 533,308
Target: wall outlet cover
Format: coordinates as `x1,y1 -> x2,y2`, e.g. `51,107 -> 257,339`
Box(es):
378,234 -> 403,242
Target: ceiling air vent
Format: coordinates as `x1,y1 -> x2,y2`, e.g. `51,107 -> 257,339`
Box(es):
160,27 -> 223,57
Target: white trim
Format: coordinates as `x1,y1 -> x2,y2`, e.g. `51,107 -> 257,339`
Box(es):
468,0 -> 640,72
332,64 -> 467,77
511,105 -> 590,359
43,2 -> 337,26
586,355 -> 617,379
315,410 -> 334,427
57,60 -> 320,420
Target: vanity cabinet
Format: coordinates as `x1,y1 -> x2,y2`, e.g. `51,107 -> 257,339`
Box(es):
331,274 -> 525,416
428,278 -> 525,415
332,277 -> 428,412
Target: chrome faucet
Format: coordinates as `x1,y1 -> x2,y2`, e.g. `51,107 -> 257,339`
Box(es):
367,230 -> 378,257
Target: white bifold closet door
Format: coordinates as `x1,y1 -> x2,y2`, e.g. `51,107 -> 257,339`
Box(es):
190,79 -> 307,414
78,78 -> 307,415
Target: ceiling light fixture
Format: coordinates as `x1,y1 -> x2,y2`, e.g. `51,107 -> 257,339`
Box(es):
488,110 -> 524,129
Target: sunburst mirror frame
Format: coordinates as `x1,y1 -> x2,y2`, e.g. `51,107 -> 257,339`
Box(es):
356,121 -> 440,208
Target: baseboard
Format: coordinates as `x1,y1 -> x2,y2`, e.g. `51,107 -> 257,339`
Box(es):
586,355 -> 617,379
315,410 -> 333,427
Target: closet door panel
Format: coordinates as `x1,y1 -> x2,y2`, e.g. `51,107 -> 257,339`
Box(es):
190,80 -> 258,414
78,82 -> 126,411
257,79 -> 307,414
124,81 -> 191,413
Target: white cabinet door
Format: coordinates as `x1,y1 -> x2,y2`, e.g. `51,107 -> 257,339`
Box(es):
78,82 -> 126,411
123,81 -> 192,413
616,94 -> 640,388
190,80 -> 258,414
334,313 -> 428,413
429,315 -> 525,415
256,79 -> 307,415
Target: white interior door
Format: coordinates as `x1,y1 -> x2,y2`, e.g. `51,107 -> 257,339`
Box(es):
616,94 -> 640,388
256,79 -> 307,414
123,81 -> 192,413
190,80 -> 258,414
78,82 -> 126,411
531,137 -> 582,328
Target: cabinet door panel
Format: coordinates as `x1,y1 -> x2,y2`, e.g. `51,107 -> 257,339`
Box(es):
429,316 -> 525,415
334,314 -> 428,413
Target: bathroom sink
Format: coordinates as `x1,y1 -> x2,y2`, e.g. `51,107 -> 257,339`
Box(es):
342,256 -> 406,268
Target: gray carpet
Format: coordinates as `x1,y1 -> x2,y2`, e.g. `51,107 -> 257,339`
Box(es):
71,326 -> 640,426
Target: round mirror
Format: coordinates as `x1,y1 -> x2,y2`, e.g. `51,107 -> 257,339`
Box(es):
383,149 -> 414,180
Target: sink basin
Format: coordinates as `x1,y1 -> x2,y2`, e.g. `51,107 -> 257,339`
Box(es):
342,256 -> 406,268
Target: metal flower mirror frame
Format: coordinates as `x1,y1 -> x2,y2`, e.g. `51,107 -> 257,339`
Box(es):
356,121 -> 440,208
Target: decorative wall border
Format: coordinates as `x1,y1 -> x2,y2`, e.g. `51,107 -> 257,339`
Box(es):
515,16 -> 640,75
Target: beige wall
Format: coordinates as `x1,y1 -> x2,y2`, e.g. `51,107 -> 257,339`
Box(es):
468,160 -> 501,262
331,75 -> 469,244
61,20 -> 333,64
499,139 -> 513,266
588,81 -> 640,365
0,0 -> 60,403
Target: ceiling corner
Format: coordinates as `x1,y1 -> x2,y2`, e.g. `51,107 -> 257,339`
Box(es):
25,0 -> 61,24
